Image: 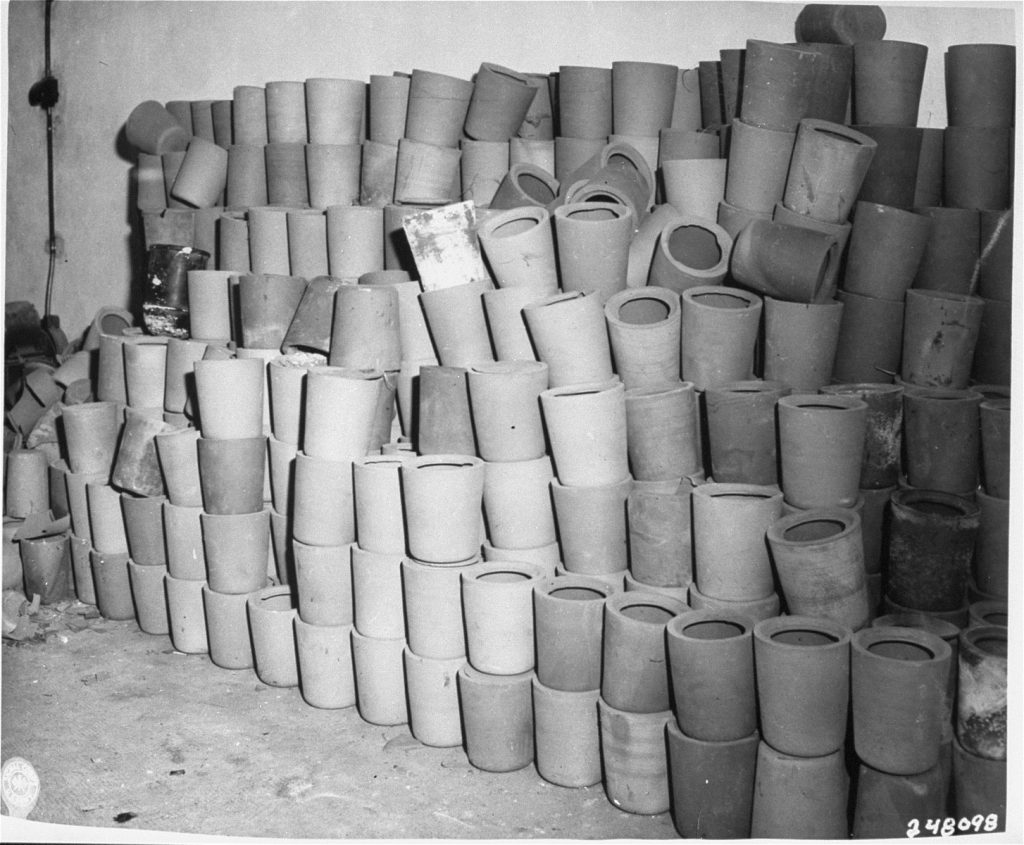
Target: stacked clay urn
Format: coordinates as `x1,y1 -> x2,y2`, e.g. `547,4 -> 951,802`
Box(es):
192,351 -> 273,669
119,337 -> 181,644
665,608 -> 760,837
5,4 -> 1012,840
6,414 -> 72,606
79,335 -> 179,635
60,394 -> 136,624
290,295 -> 399,713
396,447 -> 482,748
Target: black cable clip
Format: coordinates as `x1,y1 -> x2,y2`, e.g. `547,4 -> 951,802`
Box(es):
28,76 -> 59,110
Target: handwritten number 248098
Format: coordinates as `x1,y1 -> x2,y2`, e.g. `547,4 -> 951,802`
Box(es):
907,815 -> 1000,837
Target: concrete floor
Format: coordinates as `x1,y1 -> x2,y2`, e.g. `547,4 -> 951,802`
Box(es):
1,600 -> 676,842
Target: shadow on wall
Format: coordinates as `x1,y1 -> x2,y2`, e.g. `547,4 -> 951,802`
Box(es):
119,122 -> 148,327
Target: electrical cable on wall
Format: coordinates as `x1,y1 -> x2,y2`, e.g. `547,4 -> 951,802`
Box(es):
2,1 -> 60,437
4,0 -> 60,430
27,1 -> 59,315
43,0 -> 57,321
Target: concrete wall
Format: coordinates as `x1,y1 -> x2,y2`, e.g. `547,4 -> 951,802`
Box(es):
4,1 -> 1018,342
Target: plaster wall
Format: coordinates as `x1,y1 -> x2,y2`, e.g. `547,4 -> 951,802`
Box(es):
4,0 -> 1018,342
